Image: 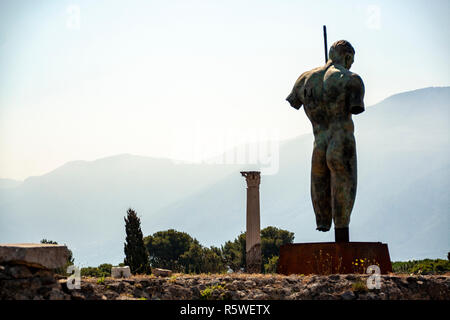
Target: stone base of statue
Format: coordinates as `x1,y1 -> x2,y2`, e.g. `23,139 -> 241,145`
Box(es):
277,242 -> 392,275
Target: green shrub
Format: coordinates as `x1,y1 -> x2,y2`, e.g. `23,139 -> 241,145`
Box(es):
200,284 -> 225,300
264,256 -> 279,274
81,263 -> 112,278
352,280 -> 368,293
392,259 -> 450,275
222,226 -> 294,273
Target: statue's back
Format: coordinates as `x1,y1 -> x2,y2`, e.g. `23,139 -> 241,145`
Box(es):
286,61 -> 364,127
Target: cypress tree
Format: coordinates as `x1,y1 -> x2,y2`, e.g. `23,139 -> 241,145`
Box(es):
124,208 -> 150,274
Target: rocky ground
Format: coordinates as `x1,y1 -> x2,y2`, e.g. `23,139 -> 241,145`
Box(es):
1,263 -> 449,300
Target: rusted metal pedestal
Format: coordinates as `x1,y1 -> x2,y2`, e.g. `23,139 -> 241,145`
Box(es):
277,242 -> 392,275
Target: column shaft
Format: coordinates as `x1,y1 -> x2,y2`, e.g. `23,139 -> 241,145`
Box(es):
241,171 -> 261,273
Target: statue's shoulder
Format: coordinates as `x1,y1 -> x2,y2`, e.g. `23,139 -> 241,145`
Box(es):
286,65 -> 328,110
302,65 -> 326,80
297,66 -> 328,94
348,72 -> 364,89
324,65 -> 364,88
294,68 -> 315,87
295,65 -> 325,83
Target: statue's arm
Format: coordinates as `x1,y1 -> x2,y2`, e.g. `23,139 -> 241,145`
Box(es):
286,73 -> 307,110
349,74 -> 365,115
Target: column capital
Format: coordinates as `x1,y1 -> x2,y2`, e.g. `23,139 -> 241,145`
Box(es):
241,171 -> 261,187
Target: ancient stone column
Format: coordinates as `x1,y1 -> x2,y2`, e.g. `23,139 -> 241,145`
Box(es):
240,171 -> 261,273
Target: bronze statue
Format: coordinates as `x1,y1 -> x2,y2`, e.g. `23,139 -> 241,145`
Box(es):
286,40 -> 365,242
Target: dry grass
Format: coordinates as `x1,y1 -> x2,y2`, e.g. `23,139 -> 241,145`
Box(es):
80,272 -> 450,283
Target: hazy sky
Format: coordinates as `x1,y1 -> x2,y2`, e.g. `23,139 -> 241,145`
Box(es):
1,0 -> 449,180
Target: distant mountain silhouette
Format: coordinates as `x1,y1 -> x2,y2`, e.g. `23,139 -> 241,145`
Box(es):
0,155 -> 242,265
0,179 -> 22,189
1,87 -> 448,266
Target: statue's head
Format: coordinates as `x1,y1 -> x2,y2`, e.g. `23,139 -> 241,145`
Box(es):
329,40 -> 355,70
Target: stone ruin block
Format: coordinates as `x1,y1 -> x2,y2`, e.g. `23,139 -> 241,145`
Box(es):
0,243 -> 70,269
152,268 -> 172,277
111,266 -> 131,278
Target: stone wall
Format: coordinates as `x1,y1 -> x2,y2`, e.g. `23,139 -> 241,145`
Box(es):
0,264 -> 69,300
1,263 -> 449,300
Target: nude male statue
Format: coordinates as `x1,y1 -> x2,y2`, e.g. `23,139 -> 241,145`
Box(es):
286,40 -> 365,242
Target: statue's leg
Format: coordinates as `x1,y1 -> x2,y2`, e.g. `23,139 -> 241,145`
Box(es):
326,132 -> 357,230
311,139 -> 332,231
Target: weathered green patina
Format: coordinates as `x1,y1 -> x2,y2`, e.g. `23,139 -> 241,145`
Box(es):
286,40 -> 365,240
